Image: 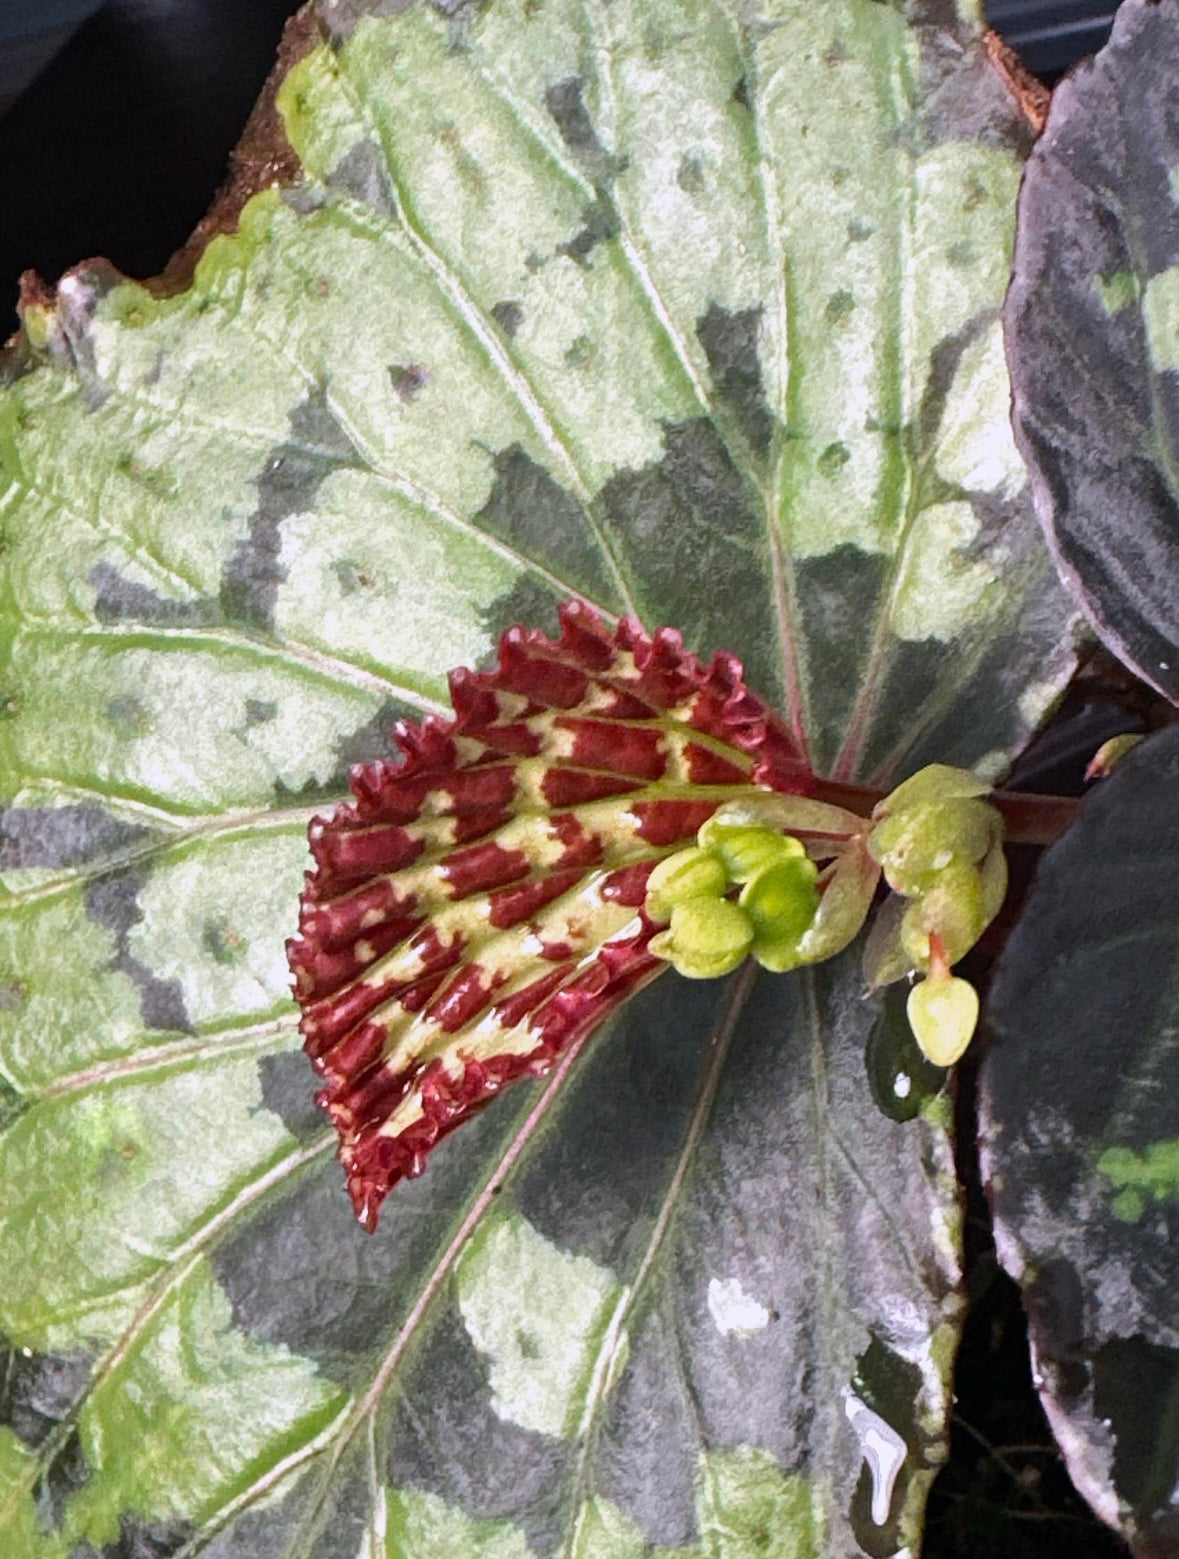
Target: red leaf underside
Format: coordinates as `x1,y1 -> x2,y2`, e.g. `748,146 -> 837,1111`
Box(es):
287,601 -> 811,1228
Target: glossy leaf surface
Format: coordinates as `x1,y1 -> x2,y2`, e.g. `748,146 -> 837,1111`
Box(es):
1005,0 -> 1179,703
0,0 -> 1076,1551
981,727 -> 1179,1554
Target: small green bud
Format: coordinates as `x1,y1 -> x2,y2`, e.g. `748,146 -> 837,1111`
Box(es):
645,846 -> 728,923
649,897 -> 754,979
877,764 -> 990,816
906,974 -> 979,1066
1085,732 -> 1143,780
900,860 -> 986,969
868,798 -> 998,895
739,856 -> 820,972
697,818 -> 806,884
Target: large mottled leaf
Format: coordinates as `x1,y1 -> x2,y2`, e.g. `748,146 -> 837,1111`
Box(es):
0,0 -> 1077,1552
980,727 -> 1179,1555
1005,0 -> 1179,704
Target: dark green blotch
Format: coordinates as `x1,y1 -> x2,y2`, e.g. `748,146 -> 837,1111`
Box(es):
795,545 -> 888,773
327,140 -> 395,217
71,1516 -> 195,1559
817,440 -> 850,477
490,300 -> 523,338
388,362 -> 429,401
386,1304 -> 570,1555
220,388 -> 361,633
0,1336 -> 94,1447
588,1308 -> 700,1546
90,562 -> 219,629
40,1425 -> 89,1530
201,916 -> 248,966
847,631 -> 946,781
83,865 -> 194,1035
918,310 -> 991,452
113,452 -> 176,502
595,418 -> 779,701
257,1050 -> 326,1143
95,391 -> 362,640
677,154 -> 705,196
105,696 -> 150,736
557,197 -> 618,267
275,696 -> 410,806
516,977 -> 719,1270
544,77 -> 620,187
472,442 -> 619,610
330,559 -> 370,596
0,803 -> 148,871
333,697 -> 405,771
481,573 -> 562,643
0,1072 -> 24,1129
865,984 -> 947,1123
211,1099 -> 530,1378
319,0 -> 380,47
696,302 -> 773,457
243,698 -> 278,728
947,239 -> 975,269
1094,1336 -> 1179,1521
824,289 -> 855,325
180,1468 -> 369,1559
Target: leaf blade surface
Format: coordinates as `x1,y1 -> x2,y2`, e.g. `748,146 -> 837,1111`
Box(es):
0,0 -> 1077,1551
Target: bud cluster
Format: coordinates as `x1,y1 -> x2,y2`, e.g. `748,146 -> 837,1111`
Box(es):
642,765 -> 1008,1071
646,822 -> 821,978
864,765 -> 1006,1067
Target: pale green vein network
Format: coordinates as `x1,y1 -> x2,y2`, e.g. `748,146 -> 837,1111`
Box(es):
287,37 -> 643,616
0,1122 -> 338,1544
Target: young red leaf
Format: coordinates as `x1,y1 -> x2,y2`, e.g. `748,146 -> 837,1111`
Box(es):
288,601 -> 811,1228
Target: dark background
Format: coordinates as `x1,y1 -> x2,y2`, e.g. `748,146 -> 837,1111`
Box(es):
0,0 -> 1117,331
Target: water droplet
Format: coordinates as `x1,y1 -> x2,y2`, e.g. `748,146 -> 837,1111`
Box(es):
865,985 -> 947,1122
843,1388 -> 907,1526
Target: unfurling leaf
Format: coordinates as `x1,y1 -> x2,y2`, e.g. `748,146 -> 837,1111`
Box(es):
288,601 -> 810,1227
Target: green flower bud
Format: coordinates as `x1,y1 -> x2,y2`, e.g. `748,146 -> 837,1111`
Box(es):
697,818 -> 806,884
877,763 -> 990,816
644,846 -> 729,923
899,860 -> 987,969
1085,732 -> 1143,780
906,973 -> 979,1067
868,798 -> 999,895
649,897 -> 754,979
739,856 -> 820,973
